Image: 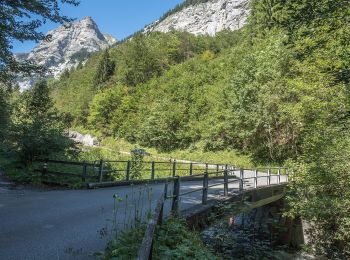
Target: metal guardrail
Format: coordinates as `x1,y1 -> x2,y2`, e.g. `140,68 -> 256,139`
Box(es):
34,159 -> 236,184
34,158 -> 288,187
34,159 -> 100,183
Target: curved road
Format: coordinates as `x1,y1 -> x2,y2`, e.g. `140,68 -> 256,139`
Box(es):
0,171 -> 286,259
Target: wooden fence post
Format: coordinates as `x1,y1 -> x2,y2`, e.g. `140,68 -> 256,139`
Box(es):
189,162 -> 193,176
82,161 -> 87,182
216,164 -> 219,177
224,167 -> 228,196
98,160 -> 104,183
42,161 -> 48,180
239,168 -> 244,191
268,167 -> 271,186
254,169 -> 258,189
164,181 -> 168,200
126,161 -> 131,181
171,177 -> 180,214
172,160 -> 176,177
151,161 -> 155,180
286,168 -> 289,182
278,167 -> 281,184
202,172 -> 208,205
158,186 -> 167,226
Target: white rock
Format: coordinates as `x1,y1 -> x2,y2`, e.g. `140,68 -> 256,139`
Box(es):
16,17 -> 116,90
147,0 -> 250,36
67,131 -> 99,147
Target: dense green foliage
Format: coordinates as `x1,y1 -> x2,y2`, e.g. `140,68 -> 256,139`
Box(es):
9,81 -> 71,165
94,49 -> 115,89
0,86 -> 10,142
104,217 -> 217,260
0,0 -> 78,158
47,0 -> 350,256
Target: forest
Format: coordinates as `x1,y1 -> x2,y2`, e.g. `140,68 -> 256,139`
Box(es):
0,0 -> 349,257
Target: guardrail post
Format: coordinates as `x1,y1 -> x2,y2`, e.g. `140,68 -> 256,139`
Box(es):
254,169 -> 258,188
216,164 -> 219,176
268,167 -> 271,186
126,161 -> 131,181
239,169 -> 244,191
164,181 -> 168,200
158,185 -> 167,226
42,161 -> 48,180
224,166 -> 228,196
202,172 -> 208,205
151,161 -> 155,180
98,160 -> 104,182
172,177 -> 180,214
278,167 -> 281,184
189,162 -> 193,176
172,160 -> 176,177
82,161 -> 87,182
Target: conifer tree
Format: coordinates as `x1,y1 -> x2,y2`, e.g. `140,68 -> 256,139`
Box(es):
11,80 -> 71,165
93,49 -> 115,89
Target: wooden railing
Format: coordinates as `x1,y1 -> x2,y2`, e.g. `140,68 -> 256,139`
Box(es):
136,167 -> 289,259
34,159 -> 235,184
34,159 -> 100,183
34,158 -> 288,188
137,187 -> 167,260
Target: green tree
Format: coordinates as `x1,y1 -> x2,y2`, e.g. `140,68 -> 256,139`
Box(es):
11,80 -> 71,165
0,85 -> 10,143
93,49 -> 115,88
88,86 -> 127,135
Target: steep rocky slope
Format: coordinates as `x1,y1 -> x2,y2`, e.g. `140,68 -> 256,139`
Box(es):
16,17 -> 116,89
145,0 -> 250,36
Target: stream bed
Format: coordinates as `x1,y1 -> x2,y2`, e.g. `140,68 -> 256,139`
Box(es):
201,197 -> 311,259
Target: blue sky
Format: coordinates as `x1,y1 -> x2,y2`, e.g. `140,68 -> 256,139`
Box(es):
12,0 -> 183,53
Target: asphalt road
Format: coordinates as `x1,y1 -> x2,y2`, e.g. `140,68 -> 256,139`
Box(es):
0,170 -> 286,260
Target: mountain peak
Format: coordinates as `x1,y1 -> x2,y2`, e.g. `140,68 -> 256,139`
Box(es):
17,17 -> 117,90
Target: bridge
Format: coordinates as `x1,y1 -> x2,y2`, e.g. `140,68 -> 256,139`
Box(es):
0,160 -> 288,260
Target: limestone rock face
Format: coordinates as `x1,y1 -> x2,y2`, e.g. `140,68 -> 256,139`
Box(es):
67,131 -> 99,147
147,0 -> 250,36
16,17 -> 116,90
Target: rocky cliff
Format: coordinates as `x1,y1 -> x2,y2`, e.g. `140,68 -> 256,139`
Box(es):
145,0 -> 250,36
16,17 -> 116,89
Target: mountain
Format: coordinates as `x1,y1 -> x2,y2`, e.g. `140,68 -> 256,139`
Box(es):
16,16 -> 116,90
144,0 -> 250,36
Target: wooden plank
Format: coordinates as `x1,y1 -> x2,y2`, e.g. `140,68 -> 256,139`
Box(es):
172,161 -> 176,177
35,159 -> 95,166
126,161 -> 131,181
151,161 -> 155,180
224,169 -> 228,196
137,191 -> 165,260
98,160 -> 104,183
45,171 -> 98,180
172,177 -> 180,214
202,173 -> 208,205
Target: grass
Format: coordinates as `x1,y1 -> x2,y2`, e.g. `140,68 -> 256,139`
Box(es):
100,137 -> 254,167
103,216 -> 219,260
